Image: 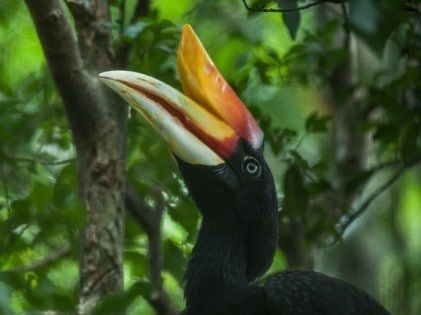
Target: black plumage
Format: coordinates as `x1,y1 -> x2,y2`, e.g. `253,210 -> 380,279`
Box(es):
177,141 -> 390,315
263,271 -> 390,315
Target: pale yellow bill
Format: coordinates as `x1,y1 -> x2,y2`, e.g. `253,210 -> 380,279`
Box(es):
99,71 -> 240,165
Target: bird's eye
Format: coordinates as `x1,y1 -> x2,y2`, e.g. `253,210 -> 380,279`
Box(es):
242,156 -> 261,177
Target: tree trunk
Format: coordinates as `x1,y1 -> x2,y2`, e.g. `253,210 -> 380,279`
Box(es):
24,1 -> 127,313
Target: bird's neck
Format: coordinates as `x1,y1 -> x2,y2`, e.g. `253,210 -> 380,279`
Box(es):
183,216 -> 269,315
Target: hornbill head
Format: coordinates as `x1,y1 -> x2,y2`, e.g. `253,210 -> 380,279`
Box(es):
100,25 -> 278,279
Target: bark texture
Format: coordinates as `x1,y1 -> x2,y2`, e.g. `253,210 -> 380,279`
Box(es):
24,0 -> 127,313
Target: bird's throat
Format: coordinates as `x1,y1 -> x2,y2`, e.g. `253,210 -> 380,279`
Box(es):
183,216 -> 268,315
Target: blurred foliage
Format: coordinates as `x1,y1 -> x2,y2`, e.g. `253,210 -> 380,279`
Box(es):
0,0 -> 420,314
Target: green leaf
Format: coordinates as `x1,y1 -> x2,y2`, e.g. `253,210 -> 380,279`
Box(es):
125,250 -> 148,277
123,21 -> 150,40
30,181 -> 53,211
349,0 -> 404,55
305,112 -> 331,133
167,198 -> 198,237
163,239 -> 187,282
283,165 -> 308,217
0,282 -> 13,315
276,0 -> 300,39
307,178 -> 332,197
288,150 -> 309,170
91,281 -> 151,315
1,272 -> 75,311
10,198 -> 33,225
400,123 -> 421,161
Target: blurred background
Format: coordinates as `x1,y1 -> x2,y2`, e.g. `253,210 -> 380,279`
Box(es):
0,0 -> 420,314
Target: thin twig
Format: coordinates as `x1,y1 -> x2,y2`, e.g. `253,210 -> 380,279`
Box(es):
9,243 -> 72,273
242,0 -> 347,13
294,133 -> 306,151
125,183 -> 155,234
3,154 -> 75,166
242,0 -> 421,14
1,224 -> 30,268
340,158 -> 420,234
125,183 -> 178,315
369,159 -> 407,173
363,156 -> 421,182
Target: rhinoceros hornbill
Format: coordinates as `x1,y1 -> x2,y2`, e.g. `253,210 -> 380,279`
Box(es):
99,25 -> 390,315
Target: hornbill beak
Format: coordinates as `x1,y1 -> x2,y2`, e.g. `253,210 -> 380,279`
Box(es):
99,24 -> 262,165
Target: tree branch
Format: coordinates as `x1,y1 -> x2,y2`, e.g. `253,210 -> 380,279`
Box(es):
24,0 -> 101,142
25,1 -> 127,314
125,183 -> 178,315
340,158 -> 421,234
125,183 -> 155,235
9,244 -> 72,273
242,0 -> 421,14
66,0 -> 114,70
242,0 -> 347,13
